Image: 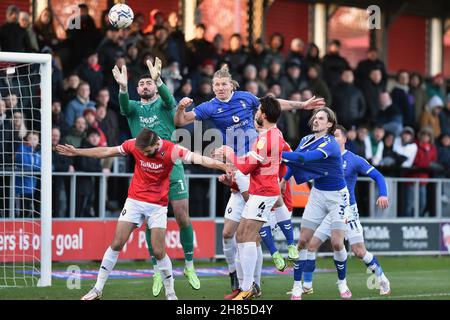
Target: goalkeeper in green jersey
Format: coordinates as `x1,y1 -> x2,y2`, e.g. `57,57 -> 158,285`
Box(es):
112,57 -> 200,295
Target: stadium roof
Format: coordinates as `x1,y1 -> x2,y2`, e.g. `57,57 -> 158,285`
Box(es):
304,0 -> 450,19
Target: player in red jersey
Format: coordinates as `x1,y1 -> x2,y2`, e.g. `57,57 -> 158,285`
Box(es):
214,95 -> 286,300
56,128 -> 226,300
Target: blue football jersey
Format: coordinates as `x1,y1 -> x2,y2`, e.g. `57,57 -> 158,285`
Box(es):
284,134 -> 347,191
342,150 -> 381,205
193,91 -> 260,156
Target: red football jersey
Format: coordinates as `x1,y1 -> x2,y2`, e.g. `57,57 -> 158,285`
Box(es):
118,139 -> 192,206
247,126 -> 285,196
279,143 -> 293,212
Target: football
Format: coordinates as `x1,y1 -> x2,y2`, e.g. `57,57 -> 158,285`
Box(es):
108,4 -> 134,29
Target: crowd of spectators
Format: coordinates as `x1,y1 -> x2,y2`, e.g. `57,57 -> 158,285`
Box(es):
0,4 -> 449,218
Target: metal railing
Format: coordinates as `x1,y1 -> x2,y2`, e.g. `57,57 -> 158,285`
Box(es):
1,171 -> 449,219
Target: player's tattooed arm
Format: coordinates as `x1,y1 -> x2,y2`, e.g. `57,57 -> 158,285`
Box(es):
56,144 -> 121,159
277,95 -> 325,111
174,97 -> 196,126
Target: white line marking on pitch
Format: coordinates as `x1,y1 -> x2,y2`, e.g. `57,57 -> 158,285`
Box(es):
357,292 -> 450,300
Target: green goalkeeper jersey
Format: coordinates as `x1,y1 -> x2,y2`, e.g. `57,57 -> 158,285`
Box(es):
119,83 -> 177,141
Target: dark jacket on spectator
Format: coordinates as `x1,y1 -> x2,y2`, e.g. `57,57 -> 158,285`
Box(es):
355,58 -> 387,88
98,108 -> 120,147
224,47 -> 248,78
0,22 -> 31,52
77,62 -> 104,101
391,85 -> 415,127
437,141 -> 450,174
52,111 -> 70,137
360,78 -> 384,120
52,149 -> 72,172
331,81 -> 366,129
321,53 -> 349,89
439,108 -> 450,136
0,115 -> 13,167
74,139 -> 102,196
186,38 -> 214,72
307,77 -> 332,106
280,75 -> 307,99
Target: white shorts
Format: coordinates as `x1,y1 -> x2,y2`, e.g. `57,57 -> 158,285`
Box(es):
118,198 -> 168,229
314,204 -> 364,246
302,187 -> 350,231
224,192 -> 246,223
235,170 -> 250,193
242,194 -> 278,223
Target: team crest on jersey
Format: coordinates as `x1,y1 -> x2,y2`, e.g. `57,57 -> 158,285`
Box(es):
161,152 -> 165,157
232,116 -> 240,123
239,100 -> 246,108
256,137 -> 266,150
343,160 -> 347,169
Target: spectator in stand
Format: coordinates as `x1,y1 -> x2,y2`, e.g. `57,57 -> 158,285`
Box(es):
437,133 -> 450,174
242,64 -> 258,85
15,131 -> 41,218
354,48 -> 387,88
65,82 -> 96,127
248,37 -> 270,69
161,60 -> 183,94
77,51 -> 103,101
372,131 -> 407,168
154,26 -> 170,67
63,116 -> 87,148
34,7 -> 59,50
280,59 -> 306,99
306,64 -> 332,106
52,127 -> 74,217
287,38 -> 305,62
83,108 -> 107,147
143,9 -> 165,34
12,111 -> 28,151
189,59 -> 215,94
345,126 -> 358,154
354,126 -> 373,160
267,59 -> 284,87
321,39 -> 350,89
244,80 -> 259,97
377,91 -> 403,137
65,3 -> 101,72
426,73 -> 446,102
95,88 -> 119,146
211,33 -> 226,68
370,125 -> 385,160
420,95 -> 443,139
409,72 -> 428,127
18,11 -> 39,52
267,82 -> 282,98
394,126 -> 418,217
391,70 -> 415,128
193,78 -> 214,105
298,88 -> 314,137
3,93 -> 18,119
61,74 -> 80,107
439,94 -> 450,136
186,24 -> 214,73
52,100 -> 69,136
166,12 -> 186,71
224,33 -> 248,80
256,64 -> 269,94
331,68 -> 366,129
74,128 -> 103,217
136,32 -> 160,58
302,43 -> 321,74
0,99 -> 13,179
411,128 -> 437,216
174,78 -> 194,102
0,5 -> 31,52
360,68 -> 385,123
97,27 -> 125,81
267,32 -> 285,65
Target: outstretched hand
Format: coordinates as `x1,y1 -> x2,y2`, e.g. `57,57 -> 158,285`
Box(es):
146,57 -> 162,81
56,144 -> 78,157
301,95 -> 325,110
112,65 -> 128,89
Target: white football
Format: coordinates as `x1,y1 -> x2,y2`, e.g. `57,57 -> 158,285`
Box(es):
108,4 -> 134,29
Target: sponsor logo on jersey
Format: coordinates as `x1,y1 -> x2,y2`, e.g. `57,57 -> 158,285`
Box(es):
318,142 -> 328,148
227,119 -> 249,130
139,115 -> 159,126
256,137 -> 266,150
139,160 -> 163,170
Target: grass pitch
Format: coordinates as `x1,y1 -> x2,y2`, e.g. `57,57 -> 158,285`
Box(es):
1,256 -> 449,300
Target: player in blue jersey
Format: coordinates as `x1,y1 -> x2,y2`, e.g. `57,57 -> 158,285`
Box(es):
280,107 -> 352,300
174,64 -> 325,296
300,125 -> 391,296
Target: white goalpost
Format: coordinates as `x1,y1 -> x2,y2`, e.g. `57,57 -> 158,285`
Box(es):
0,52 -> 52,287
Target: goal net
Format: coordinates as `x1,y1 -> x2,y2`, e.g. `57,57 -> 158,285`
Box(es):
0,52 -> 52,287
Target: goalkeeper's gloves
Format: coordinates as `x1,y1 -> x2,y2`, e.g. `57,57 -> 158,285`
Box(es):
146,57 -> 163,86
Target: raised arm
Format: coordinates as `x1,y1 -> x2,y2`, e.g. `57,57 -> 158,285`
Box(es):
146,57 -> 177,109
277,95 -> 326,111
190,152 -> 227,172
56,144 -> 121,159
174,97 -> 196,126
112,65 -> 135,116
